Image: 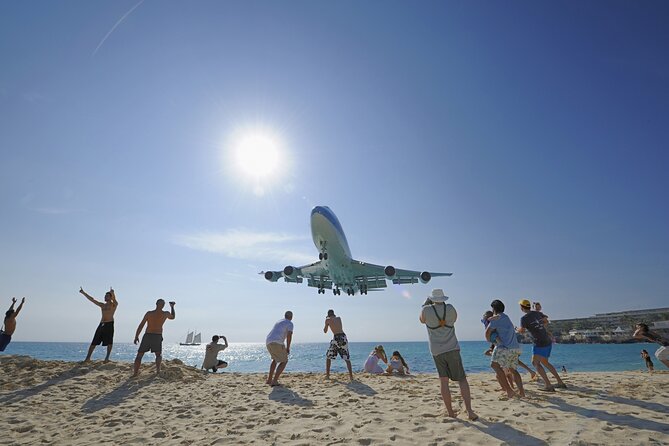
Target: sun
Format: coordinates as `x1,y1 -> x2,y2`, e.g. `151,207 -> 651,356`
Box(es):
225,126 -> 288,196
234,131 -> 281,179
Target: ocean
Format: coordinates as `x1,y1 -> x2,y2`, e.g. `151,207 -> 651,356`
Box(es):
2,341 -> 658,374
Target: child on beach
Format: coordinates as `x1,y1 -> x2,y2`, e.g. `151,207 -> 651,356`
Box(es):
363,345 -> 387,374
641,349 -> 654,373
385,351 -> 410,375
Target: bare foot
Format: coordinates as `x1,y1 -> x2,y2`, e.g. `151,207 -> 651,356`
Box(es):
467,411 -> 479,421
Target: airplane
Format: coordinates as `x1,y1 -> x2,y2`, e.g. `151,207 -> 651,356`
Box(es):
262,206 -> 452,295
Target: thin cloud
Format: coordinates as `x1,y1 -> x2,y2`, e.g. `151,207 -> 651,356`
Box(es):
173,229 -> 314,265
92,0 -> 145,57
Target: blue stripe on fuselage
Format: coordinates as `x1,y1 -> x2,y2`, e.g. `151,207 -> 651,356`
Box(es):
311,206 -> 347,242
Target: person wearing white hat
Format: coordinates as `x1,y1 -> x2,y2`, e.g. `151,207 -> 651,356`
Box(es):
419,289 -> 477,421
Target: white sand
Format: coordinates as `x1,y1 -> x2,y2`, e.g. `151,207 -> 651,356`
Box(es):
1,355 -> 668,445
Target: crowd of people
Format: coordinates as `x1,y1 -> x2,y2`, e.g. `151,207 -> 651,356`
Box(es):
2,286 -> 669,420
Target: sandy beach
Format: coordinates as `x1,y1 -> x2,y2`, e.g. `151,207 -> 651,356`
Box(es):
1,355 -> 667,445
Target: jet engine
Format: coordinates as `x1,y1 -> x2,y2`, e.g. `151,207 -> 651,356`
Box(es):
264,271 -> 281,282
283,265 -> 299,280
384,265 -> 397,280
419,271 -> 431,284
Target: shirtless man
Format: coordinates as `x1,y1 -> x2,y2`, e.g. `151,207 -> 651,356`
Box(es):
324,309 -> 353,381
133,299 -> 176,376
1,298 -> 25,352
80,287 -> 118,362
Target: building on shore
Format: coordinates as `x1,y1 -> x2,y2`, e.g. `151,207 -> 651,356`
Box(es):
531,307 -> 669,344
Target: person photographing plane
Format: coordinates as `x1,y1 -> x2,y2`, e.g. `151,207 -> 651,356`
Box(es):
203,335 -> 229,373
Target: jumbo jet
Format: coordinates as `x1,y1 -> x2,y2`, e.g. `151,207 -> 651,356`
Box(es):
262,206 -> 452,295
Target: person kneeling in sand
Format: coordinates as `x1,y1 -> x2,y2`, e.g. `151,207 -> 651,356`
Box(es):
203,335 -> 229,373
266,311 -> 293,386
363,345 -> 387,374
133,299 -> 175,377
385,351 -> 410,375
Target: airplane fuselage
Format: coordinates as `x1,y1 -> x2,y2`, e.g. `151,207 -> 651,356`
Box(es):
310,206 -> 354,289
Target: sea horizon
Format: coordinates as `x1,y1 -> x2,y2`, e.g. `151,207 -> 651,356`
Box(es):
3,341 -> 658,374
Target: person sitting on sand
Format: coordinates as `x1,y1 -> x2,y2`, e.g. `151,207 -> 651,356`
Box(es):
385,351 -> 410,375
420,289 -> 478,420
363,345 -> 387,374
641,349 -> 654,373
324,309 -> 353,381
266,311 -> 293,386
1,297 -> 25,352
634,323 -> 669,369
486,299 -> 525,399
80,286 -> 118,362
133,299 -> 176,377
202,335 -> 229,373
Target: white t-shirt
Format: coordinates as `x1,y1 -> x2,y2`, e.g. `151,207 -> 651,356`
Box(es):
266,319 -> 294,345
202,342 -> 227,369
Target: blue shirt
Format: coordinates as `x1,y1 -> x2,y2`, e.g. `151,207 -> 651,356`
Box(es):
488,313 -> 519,349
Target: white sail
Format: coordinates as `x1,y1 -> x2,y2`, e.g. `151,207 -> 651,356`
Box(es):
193,333 -> 201,344
185,331 -> 194,344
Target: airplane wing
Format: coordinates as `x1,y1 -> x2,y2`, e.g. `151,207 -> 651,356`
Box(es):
261,261 -> 334,289
351,260 -> 452,286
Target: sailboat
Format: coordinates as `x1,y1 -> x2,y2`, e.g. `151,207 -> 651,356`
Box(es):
180,330 -> 202,346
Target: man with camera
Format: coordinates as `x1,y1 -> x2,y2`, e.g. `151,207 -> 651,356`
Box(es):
203,335 -> 229,372
420,289 -> 477,420
133,299 -> 176,377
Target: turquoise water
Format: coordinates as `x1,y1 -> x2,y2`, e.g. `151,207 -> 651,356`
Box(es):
2,341 -> 659,374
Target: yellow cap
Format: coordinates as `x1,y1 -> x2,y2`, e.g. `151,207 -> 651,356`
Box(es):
518,299 -> 531,307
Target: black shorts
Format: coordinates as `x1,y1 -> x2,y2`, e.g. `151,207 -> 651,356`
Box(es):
91,321 -> 114,346
138,333 -> 163,354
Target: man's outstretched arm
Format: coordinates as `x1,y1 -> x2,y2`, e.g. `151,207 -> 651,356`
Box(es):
80,287 -> 102,307
14,298 -> 25,318
167,302 -> 176,320
134,314 -> 148,344
7,297 -> 16,312
110,288 -> 118,306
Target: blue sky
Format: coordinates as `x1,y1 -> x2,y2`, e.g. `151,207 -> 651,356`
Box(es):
1,1 -> 667,344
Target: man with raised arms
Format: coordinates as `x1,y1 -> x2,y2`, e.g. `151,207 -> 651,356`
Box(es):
80,287 -> 118,362
324,309 -> 353,381
1,298 -> 25,352
133,299 -> 175,377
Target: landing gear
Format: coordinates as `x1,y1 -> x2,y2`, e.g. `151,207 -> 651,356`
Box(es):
360,285 -> 368,295
333,288 -> 341,296
318,241 -> 328,261
346,288 -> 354,296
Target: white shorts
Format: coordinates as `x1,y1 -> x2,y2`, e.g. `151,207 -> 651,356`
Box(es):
655,346 -> 668,361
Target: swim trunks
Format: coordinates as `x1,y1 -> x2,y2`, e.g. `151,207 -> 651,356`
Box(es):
433,350 -> 466,381
91,321 -> 114,346
326,333 -> 350,361
0,332 -> 11,351
491,346 -> 520,369
532,344 -> 552,359
138,333 -> 163,354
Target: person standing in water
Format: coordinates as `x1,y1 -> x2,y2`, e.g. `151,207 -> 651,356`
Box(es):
80,287 -> 118,362
133,299 -> 176,376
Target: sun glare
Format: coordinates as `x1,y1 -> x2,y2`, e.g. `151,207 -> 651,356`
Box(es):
226,126 -> 288,196
235,132 -> 280,178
